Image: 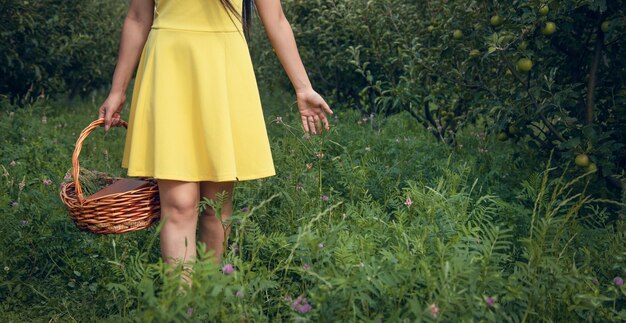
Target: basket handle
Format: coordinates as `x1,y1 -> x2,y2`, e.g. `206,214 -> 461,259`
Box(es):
72,118 -> 128,203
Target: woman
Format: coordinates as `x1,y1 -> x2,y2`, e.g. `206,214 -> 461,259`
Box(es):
98,0 -> 332,267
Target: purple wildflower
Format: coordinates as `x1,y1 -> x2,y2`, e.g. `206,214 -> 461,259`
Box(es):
303,263 -> 311,271
10,201 -> 18,207
221,264 -> 235,275
291,295 -> 312,314
485,296 -> 496,306
242,207 -> 249,212
404,197 -> 413,207
614,276 -> 624,286
322,195 -> 329,201
43,179 -> 52,186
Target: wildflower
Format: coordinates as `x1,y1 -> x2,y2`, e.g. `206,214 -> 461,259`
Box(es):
10,160 -> 16,167
18,180 -> 25,190
186,307 -> 193,317
291,295 -> 312,314
230,244 -> 240,254
10,201 -> 18,207
614,276 -> 624,286
221,264 -> 235,275
296,182 -> 304,191
305,163 -> 313,171
273,116 -> 283,124
236,290 -> 244,298
357,120 -> 363,125
4,266 -> 8,272
318,243 -> 324,249
242,206 -> 249,212
322,195 -> 329,201
43,179 -> 52,186
485,296 -> 496,306
41,116 -> 47,124
315,151 -> 324,159
404,197 -> 413,207
303,263 -> 311,271
428,303 -> 440,318
365,146 -> 371,151
21,220 -> 29,226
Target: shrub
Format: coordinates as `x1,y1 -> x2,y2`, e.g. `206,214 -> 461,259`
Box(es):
0,0 -> 126,102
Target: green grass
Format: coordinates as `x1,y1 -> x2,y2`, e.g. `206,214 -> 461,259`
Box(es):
1,90 -> 625,322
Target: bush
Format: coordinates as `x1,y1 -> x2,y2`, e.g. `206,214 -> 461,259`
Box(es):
251,0 -> 626,190
0,0 -> 126,102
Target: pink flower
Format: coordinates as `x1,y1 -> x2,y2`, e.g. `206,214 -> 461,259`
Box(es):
322,195 -> 329,201
303,263 -> 311,271
221,264 -> 235,275
428,303 -> 440,318
291,294 -> 312,314
42,179 -> 52,186
485,296 -> 496,306
614,276 -> 624,286
404,197 -> 413,207
241,207 -> 249,212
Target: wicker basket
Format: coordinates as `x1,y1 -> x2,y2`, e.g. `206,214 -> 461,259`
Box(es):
59,118 -> 160,234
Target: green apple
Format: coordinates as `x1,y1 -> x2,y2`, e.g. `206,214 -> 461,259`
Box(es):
490,15 -> 504,27
542,22 -> 557,35
517,58 -> 533,72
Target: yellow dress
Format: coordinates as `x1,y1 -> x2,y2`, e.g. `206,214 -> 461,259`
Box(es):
122,0 -> 275,182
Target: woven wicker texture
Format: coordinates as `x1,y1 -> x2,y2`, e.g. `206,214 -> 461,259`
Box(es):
59,118 -> 160,234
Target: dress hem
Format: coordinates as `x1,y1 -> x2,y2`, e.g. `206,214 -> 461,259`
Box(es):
123,166 -> 276,183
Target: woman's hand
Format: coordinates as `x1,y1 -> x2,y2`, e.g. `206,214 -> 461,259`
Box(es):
296,88 -> 333,135
98,92 -> 126,131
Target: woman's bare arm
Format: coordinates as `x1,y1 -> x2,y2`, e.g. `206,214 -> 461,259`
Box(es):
255,0 -> 333,134
99,0 -> 155,130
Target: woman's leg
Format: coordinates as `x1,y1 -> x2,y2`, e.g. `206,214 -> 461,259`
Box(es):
198,181 -> 235,264
157,179 -> 200,266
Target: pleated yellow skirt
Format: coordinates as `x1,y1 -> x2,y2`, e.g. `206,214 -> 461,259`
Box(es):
121,0 -> 275,182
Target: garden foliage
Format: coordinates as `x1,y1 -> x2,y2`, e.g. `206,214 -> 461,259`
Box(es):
251,0 -> 626,187
0,0 -> 126,102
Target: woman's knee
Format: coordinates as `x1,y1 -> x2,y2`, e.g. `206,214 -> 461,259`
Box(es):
158,180 -> 200,221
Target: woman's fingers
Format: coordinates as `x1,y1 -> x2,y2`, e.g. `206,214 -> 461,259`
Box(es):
313,115 -> 322,133
308,116 -> 317,134
301,115 -> 310,133
321,114 -> 330,130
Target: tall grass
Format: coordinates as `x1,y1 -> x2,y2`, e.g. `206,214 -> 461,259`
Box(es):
1,92 -> 624,321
